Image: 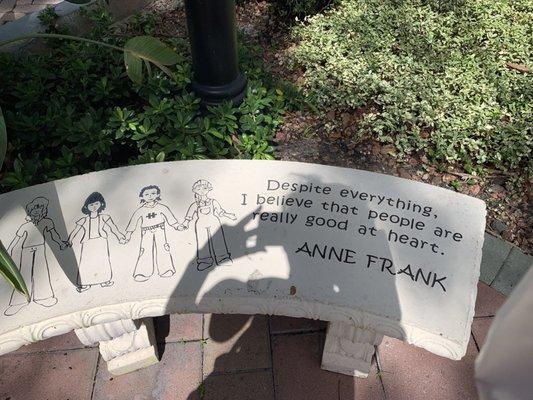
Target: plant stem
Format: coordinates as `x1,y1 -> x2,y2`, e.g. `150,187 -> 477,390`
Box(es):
0,33 -> 124,52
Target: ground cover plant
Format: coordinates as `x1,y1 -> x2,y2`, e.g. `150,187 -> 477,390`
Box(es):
237,0 -> 335,18
0,0 -> 530,252
270,0 -> 337,18
289,0 -> 532,174
0,4 -> 294,191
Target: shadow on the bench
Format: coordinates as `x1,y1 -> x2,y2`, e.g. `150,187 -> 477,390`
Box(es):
0,165 -> 418,397
161,172 -> 399,398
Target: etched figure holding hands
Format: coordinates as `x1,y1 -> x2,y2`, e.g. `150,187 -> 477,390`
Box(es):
124,185 -> 180,282
4,197 -> 68,316
179,180 -> 236,271
67,192 -> 125,292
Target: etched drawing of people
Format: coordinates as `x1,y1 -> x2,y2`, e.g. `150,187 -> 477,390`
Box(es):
67,192 -> 126,292
4,197 -> 68,316
124,185 -> 180,282
179,180 -> 237,271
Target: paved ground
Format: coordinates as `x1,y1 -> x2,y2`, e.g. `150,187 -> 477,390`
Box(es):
479,233 -> 531,296
0,281 -> 514,400
0,0 -> 62,24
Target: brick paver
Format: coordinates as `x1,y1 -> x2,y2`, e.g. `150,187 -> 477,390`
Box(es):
471,281 -> 507,352
475,281 -> 506,317
471,318 -> 493,349
154,313 -> 203,343
0,348 -> 99,400
378,337 -> 479,400
492,247 -> 532,296
11,3 -> 46,13
480,233 -> 513,285
203,371 -> 275,400
0,309 -> 516,399
272,332 -> 385,400
0,0 -> 62,25
203,314 -> 271,375
92,342 -> 202,400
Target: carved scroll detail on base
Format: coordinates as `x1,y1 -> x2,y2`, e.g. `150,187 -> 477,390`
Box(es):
0,297 -> 467,361
74,319 -> 139,346
321,321 -> 383,378
75,318 -> 158,375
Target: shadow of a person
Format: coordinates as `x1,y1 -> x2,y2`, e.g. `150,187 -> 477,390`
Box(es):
163,172 -> 400,400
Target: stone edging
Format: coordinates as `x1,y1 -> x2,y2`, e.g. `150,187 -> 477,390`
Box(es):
480,232 -> 532,297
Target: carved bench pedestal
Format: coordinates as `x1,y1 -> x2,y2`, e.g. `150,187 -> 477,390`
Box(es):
74,318 -> 159,375
321,321 -> 383,378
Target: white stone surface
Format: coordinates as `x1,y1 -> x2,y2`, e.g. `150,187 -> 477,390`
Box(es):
322,322 -> 383,377
0,160 -> 486,360
107,344 -> 159,376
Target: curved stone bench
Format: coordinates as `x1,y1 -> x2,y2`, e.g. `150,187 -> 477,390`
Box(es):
0,160 -> 486,376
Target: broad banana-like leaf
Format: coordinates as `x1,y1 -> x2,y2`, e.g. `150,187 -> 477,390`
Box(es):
155,64 -> 176,81
124,36 -> 181,66
0,242 -> 29,300
124,51 -> 143,85
0,191 -> 29,298
0,34 -> 180,85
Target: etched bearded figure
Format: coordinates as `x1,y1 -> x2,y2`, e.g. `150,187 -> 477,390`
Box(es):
180,180 -> 237,271
124,185 -> 180,282
67,192 -> 126,292
4,197 -> 68,316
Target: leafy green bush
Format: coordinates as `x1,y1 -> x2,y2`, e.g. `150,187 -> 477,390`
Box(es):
237,0 -> 335,19
290,0 -> 532,173
0,7 -> 293,191
272,0 -> 337,18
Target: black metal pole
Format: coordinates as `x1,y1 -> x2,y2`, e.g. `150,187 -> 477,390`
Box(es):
184,0 -> 247,105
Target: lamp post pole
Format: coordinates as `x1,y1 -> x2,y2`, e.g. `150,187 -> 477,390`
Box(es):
184,0 -> 247,105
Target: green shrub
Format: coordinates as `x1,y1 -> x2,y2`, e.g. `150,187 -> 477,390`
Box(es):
289,0 -> 532,173
273,0 -> 337,18
0,9 -> 294,191
237,0 -> 336,19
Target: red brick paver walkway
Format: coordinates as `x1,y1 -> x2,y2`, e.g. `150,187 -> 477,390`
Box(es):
0,282 -> 506,400
0,0 -> 62,24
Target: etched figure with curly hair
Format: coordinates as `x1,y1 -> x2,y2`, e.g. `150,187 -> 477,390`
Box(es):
179,180 -> 236,271
4,197 -> 68,316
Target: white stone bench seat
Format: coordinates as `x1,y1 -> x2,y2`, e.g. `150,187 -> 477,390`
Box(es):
0,160 -> 486,376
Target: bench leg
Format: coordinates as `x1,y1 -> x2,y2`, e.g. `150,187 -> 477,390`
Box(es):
75,318 -> 159,375
321,321 -> 383,378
